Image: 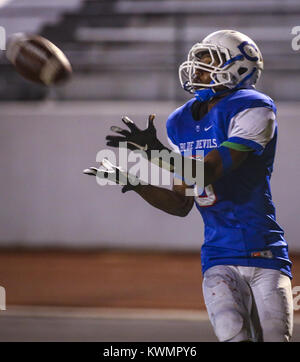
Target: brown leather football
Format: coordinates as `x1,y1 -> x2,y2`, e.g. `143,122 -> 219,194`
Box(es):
6,33 -> 72,86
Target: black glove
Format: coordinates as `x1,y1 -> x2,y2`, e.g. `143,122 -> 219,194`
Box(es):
106,114 -> 167,156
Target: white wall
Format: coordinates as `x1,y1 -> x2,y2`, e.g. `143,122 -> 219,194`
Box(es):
0,100 -> 299,252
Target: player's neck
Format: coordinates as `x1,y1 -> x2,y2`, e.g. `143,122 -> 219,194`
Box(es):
207,97 -> 222,111
192,92 -> 230,121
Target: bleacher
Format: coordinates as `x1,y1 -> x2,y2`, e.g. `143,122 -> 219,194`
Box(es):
1,0 -> 300,101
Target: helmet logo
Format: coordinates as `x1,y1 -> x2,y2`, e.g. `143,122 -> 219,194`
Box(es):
237,41 -> 259,61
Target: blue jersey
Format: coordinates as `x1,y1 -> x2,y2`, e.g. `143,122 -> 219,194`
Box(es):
166,88 -> 292,278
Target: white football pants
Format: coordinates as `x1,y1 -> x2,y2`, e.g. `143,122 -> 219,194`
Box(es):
202,265 -> 293,342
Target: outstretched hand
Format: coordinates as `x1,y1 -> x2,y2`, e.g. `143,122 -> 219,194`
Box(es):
106,114 -> 166,154
83,158 -> 140,193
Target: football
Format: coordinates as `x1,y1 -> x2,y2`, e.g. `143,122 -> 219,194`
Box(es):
6,33 -> 72,86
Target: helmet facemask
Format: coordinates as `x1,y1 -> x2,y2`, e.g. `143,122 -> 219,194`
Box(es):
179,44 -> 236,94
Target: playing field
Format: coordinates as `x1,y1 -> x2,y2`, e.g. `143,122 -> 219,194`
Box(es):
0,250 -> 299,341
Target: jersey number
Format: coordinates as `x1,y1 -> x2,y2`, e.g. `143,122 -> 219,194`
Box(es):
194,184 -> 217,207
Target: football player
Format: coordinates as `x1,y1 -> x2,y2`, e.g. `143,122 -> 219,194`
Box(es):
85,30 -> 293,342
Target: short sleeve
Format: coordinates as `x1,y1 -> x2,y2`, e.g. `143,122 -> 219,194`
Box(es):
167,137 -> 180,153
226,107 -> 276,153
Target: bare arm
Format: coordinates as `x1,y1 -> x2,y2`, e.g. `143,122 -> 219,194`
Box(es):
133,181 -> 194,217
129,148 -> 249,216
203,147 -> 249,186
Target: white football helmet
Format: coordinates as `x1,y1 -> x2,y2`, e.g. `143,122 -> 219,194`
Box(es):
179,29 -> 264,93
